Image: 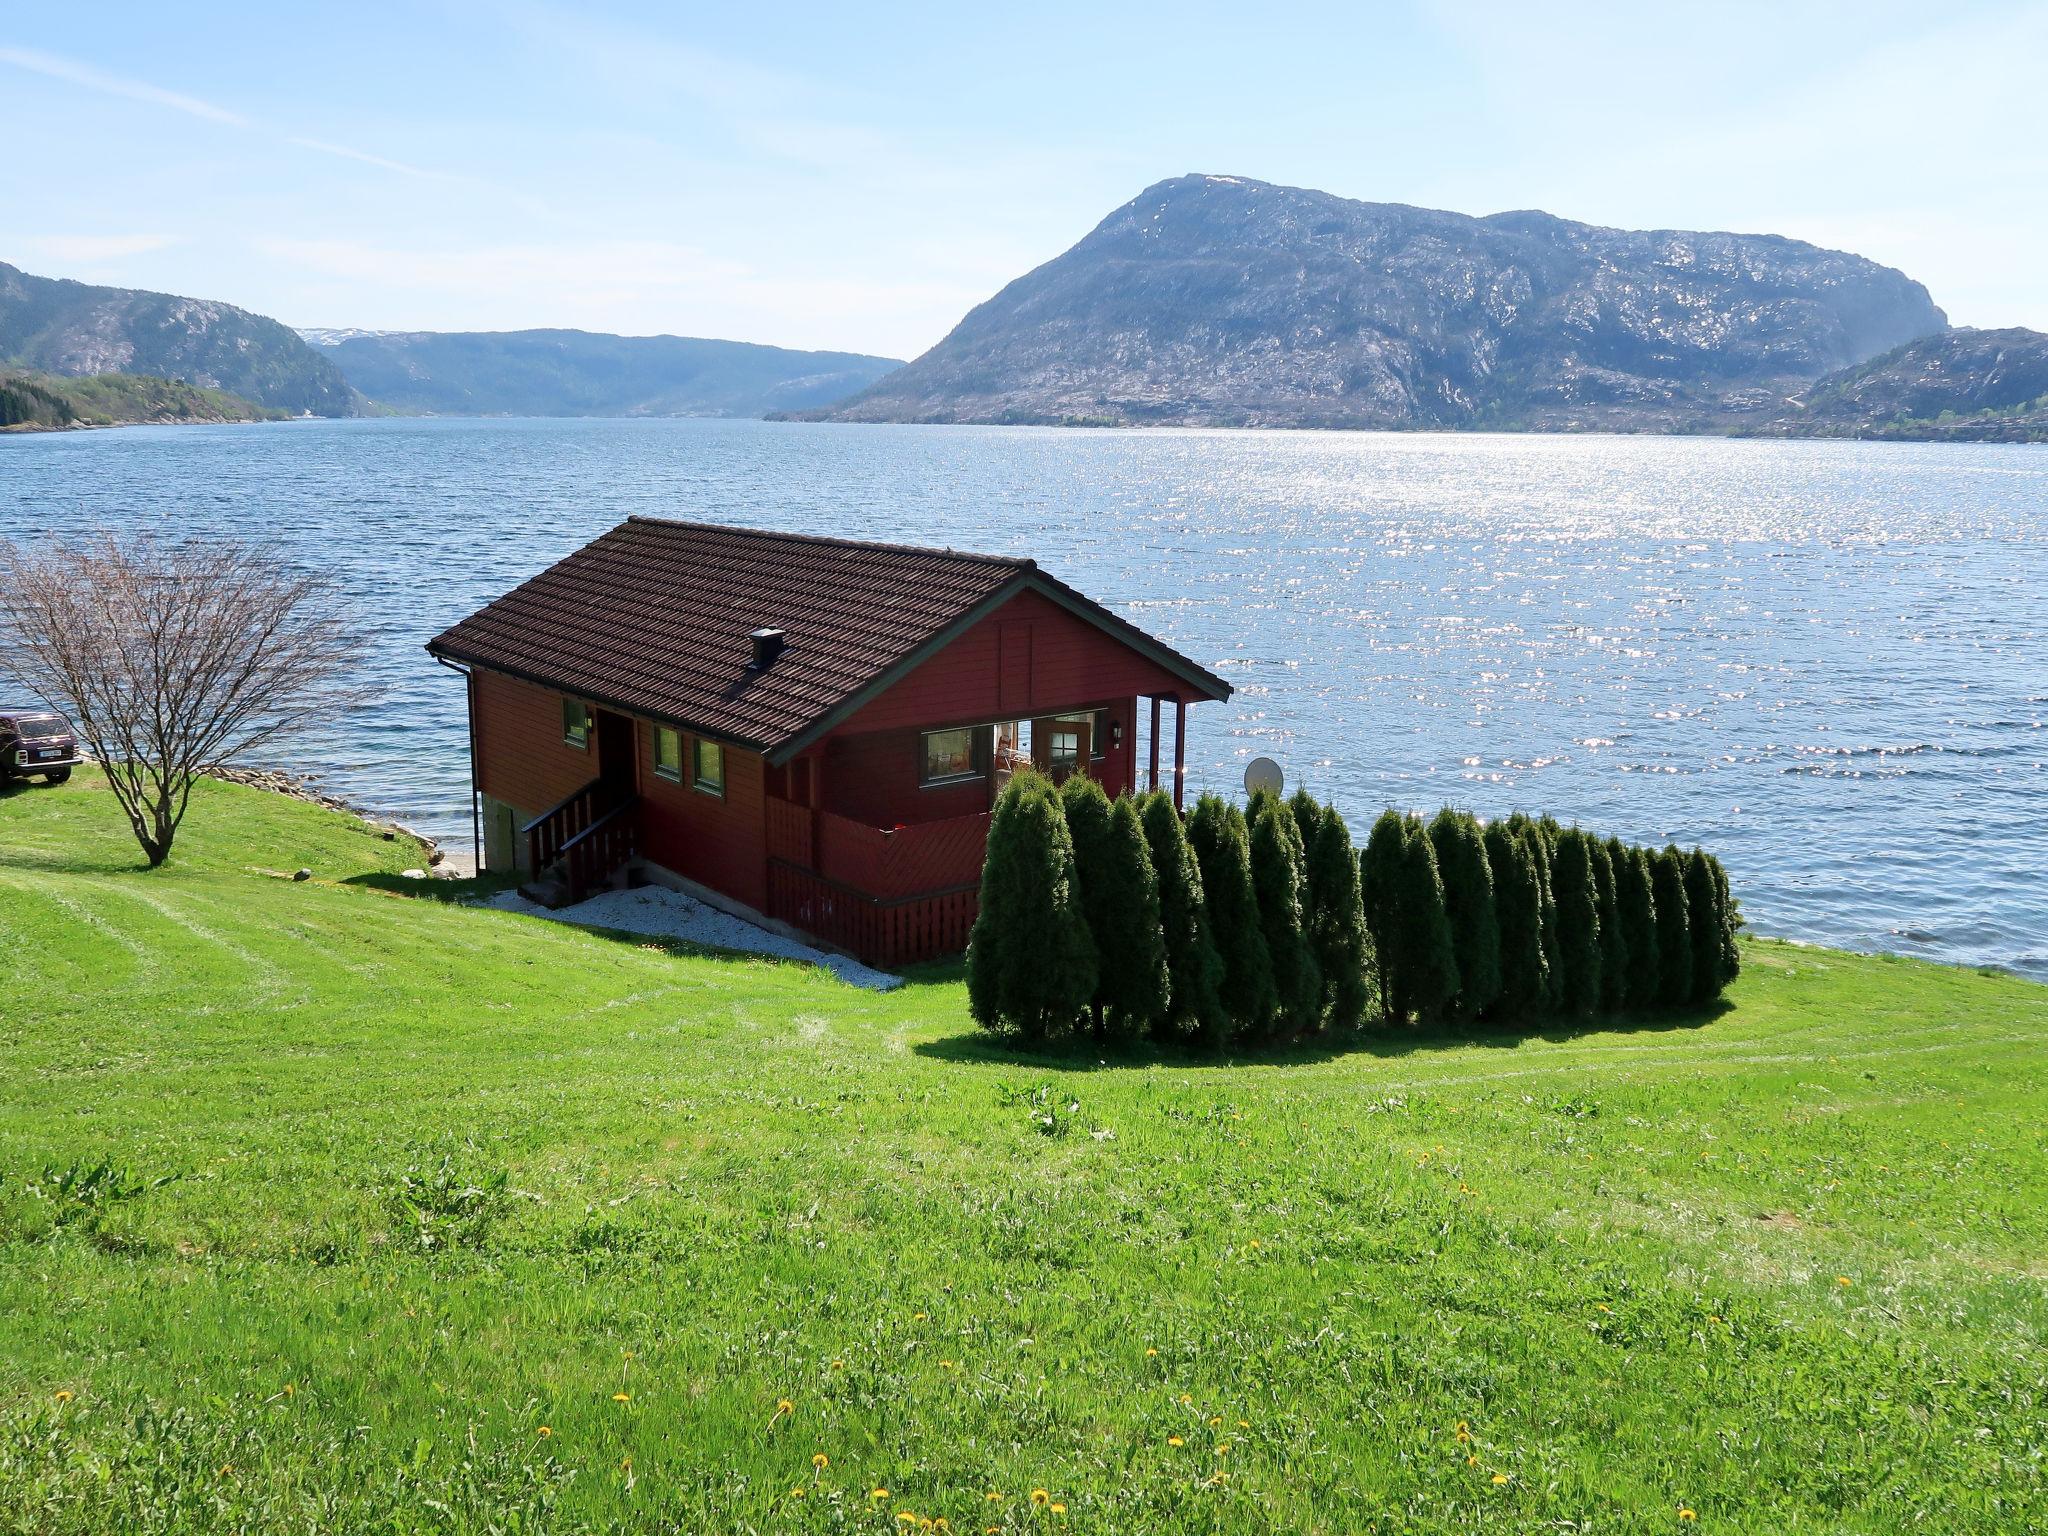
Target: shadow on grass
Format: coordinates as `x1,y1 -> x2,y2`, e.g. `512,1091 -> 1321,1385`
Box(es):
343,870 -> 521,903
913,996 -> 1734,1073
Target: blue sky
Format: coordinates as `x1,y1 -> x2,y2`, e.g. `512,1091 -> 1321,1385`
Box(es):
3,2 -> 2043,358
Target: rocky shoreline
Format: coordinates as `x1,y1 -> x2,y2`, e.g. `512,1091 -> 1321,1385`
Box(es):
203,766 -> 472,876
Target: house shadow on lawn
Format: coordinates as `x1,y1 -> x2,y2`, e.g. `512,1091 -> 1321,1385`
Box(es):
913,996 -> 1732,1073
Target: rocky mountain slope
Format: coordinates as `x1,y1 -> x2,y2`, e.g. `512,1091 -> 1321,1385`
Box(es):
303,328 -> 901,418
813,174 -> 1947,432
0,262 -> 355,417
1766,327 -> 2048,442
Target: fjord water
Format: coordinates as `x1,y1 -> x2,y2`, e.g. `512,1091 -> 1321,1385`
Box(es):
2,417 -> 2042,978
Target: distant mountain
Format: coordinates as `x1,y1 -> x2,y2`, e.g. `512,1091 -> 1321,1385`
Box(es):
0,261 -> 355,417
302,328 -> 902,418
810,174 -> 1948,432
1,368 -> 281,432
1763,328 -> 2048,442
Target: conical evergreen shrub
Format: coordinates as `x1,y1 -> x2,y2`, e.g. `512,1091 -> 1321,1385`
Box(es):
1484,820 -> 1549,1021
1360,810 -> 1409,1023
1138,790 -> 1226,1046
1683,846 -> 1732,1005
1710,854 -> 1742,989
1613,841 -> 1661,1011
1428,808 -> 1501,1021
1185,794 -> 1275,1038
1651,845 -> 1693,1007
1551,827 -> 1603,1017
1300,798 -> 1376,1031
967,768 -> 1096,1041
1250,795 -> 1320,1036
1060,777 -> 1170,1039
1398,816 -> 1461,1024
1589,838 -> 1629,1014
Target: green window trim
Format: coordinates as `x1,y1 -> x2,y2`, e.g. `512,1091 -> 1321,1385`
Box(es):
652,725 -> 682,782
693,738 -> 725,797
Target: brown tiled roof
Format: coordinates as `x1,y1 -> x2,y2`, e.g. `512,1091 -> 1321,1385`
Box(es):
426,517 -> 1229,760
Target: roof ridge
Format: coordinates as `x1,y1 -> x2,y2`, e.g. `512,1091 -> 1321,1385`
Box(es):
623,515 -> 1036,570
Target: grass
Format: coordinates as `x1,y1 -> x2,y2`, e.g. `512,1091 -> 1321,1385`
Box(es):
1,771 -> 2044,1533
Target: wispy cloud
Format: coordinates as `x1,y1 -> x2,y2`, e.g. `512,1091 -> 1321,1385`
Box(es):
0,43 -> 461,187
22,233 -> 180,263
0,44 -> 247,127
287,137 -> 457,182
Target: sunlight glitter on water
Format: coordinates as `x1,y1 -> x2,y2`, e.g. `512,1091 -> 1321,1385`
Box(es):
3,418 -> 2043,977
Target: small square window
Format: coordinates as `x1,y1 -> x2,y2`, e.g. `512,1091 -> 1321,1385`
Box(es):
562,698 -> 589,748
652,725 -> 682,782
693,738 -> 725,796
921,726 -> 984,786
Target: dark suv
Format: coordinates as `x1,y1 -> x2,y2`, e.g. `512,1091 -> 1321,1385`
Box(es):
0,706 -> 84,785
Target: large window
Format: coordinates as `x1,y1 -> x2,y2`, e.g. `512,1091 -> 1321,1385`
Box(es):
921,725 -> 985,787
1056,710 -> 1109,762
693,738 -> 725,796
652,725 -> 682,782
562,697 -> 589,748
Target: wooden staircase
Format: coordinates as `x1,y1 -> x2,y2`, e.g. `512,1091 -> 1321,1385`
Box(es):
520,777 -> 639,907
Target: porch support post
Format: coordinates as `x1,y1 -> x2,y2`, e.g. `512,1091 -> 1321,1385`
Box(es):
1149,695 -> 1162,792
1173,697 -> 1187,812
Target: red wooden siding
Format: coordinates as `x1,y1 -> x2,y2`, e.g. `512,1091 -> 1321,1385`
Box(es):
822,729 -> 988,826
839,588 -> 1194,736
814,807 -> 989,900
632,718 -> 770,913
473,668 -> 603,816
766,863 -> 978,969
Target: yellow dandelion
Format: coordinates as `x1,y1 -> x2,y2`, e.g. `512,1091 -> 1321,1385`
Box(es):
53,1390 -> 74,1403
621,1456 -> 633,1470
1178,1393 -> 1192,1405
813,1453 -> 829,1469
1492,1473 -> 1510,1486
1031,1488 -> 1050,1506
936,1521 -> 951,1533
1836,1276 -> 1852,1286
941,1359 -> 956,1369
1595,1303 -> 1612,1314
987,1491 -> 1004,1501
1208,1415 -> 1222,1427
1467,1454 -> 1479,1466
1168,1435 -> 1185,1447
1236,1419 -> 1248,1428
1050,1503 -> 1066,1515
790,1487 -> 805,1498
1248,1239 -> 1260,1249
896,1513 -> 917,1526
1145,1347 -> 1158,1357
1456,1428 -> 1471,1444
914,1311 -> 928,1320
283,1384 -> 295,1397
831,1359 -> 845,1370
1215,1444 -> 1230,1456
872,1488 -> 890,1501
1679,1510 -> 1697,1522
612,1392 -> 631,1403
777,1397 -> 794,1414
536,1425 -> 553,1439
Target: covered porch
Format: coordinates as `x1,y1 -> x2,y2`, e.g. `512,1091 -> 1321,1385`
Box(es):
759,691 -> 1203,967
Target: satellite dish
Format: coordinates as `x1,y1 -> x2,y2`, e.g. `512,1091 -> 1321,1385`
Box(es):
1243,757 -> 1284,798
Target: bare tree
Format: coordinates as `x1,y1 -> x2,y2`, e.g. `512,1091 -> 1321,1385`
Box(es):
0,533 -> 374,867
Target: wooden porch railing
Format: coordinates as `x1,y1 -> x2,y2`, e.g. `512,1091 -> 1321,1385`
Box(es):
767,861 -> 979,969
522,776 -> 637,899
558,796 -> 639,902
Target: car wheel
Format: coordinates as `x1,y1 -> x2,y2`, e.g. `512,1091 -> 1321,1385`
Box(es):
44,767 -> 72,785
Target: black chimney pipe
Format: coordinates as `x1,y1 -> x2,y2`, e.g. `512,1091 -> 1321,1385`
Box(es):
749,627 -> 786,669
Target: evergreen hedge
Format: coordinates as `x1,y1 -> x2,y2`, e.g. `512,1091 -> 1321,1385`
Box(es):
970,779 -> 1738,1051
966,769 -> 1097,1041
1429,808 -> 1501,1022
1186,794 -> 1276,1038
1249,795 -> 1320,1036
1138,790 -> 1226,1046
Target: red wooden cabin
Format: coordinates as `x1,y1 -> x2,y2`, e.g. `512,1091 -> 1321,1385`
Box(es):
427,518 -> 1231,967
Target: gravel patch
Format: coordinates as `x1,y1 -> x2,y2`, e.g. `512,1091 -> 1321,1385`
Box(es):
481,885 -> 903,991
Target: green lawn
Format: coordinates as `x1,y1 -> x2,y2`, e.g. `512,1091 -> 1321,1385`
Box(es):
1,772 -> 2043,1534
